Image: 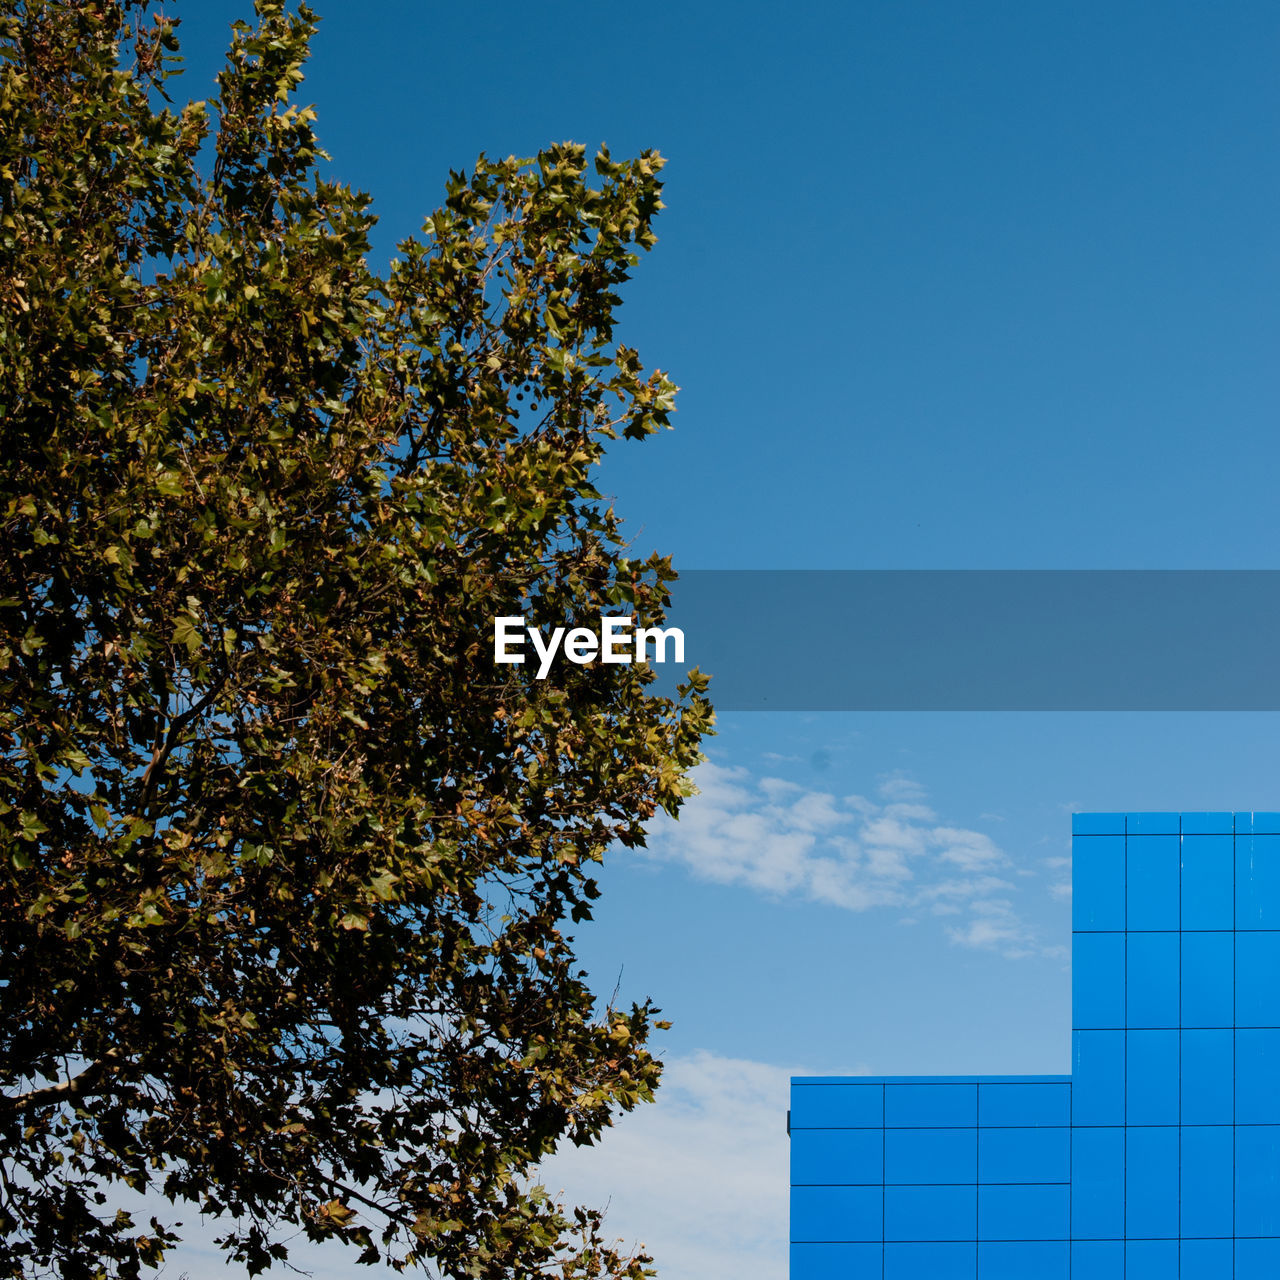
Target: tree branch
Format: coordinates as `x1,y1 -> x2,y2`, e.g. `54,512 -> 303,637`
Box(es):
3,1048 -> 122,1111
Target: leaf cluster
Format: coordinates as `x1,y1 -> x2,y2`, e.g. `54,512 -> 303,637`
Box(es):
0,2 -> 712,1276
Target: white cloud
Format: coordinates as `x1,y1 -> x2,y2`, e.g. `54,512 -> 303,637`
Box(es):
84,1192 -> 364,1280
105,1050 -> 796,1280
1046,853 -> 1073,902
645,763 -> 1057,958
539,1051 -> 794,1280
877,772 -> 927,803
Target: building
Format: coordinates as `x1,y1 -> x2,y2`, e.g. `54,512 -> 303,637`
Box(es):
789,812 -> 1280,1278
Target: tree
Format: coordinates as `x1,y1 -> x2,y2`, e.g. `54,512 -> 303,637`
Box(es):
0,2 -> 712,1276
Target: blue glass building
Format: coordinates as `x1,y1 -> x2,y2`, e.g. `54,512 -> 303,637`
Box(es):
789,812 -> 1280,1278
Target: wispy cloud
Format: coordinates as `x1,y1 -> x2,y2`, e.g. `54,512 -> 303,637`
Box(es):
108,1048 -> 794,1280
645,763 -> 1057,958
1046,853 -> 1073,902
78,1052 -> 795,1280
540,1051 -> 794,1280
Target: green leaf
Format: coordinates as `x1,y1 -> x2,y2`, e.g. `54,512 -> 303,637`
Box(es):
172,615 -> 202,655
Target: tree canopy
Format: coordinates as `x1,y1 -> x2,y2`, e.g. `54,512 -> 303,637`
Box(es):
0,1 -> 712,1275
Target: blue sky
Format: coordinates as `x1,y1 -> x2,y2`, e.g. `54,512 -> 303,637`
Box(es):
163,3 -> 1280,1277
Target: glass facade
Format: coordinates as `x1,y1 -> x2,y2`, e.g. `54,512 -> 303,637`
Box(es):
790,812 -> 1280,1278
